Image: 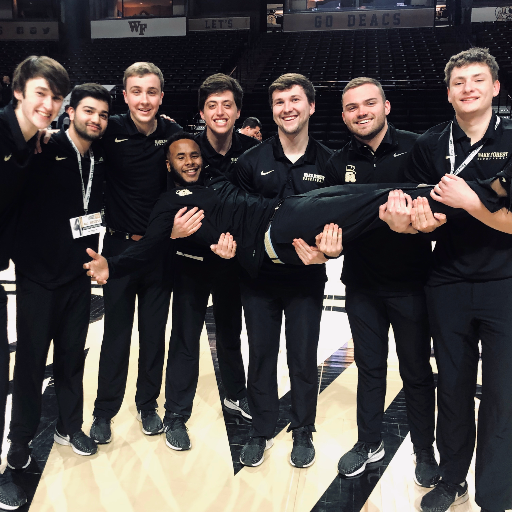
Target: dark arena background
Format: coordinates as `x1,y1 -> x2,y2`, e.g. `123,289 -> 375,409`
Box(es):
0,0 -> 511,511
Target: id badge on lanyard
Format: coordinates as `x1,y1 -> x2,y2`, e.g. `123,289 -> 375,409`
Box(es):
66,131 -> 102,239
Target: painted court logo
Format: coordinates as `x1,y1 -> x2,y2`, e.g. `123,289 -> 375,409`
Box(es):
128,20 -> 148,35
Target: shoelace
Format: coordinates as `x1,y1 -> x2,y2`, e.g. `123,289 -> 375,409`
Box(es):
415,447 -> 436,463
435,480 -> 464,497
293,428 -> 311,447
168,416 -> 187,431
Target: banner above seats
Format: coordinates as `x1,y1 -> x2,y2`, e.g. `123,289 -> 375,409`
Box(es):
283,9 -> 434,31
0,21 -> 59,40
91,17 -> 186,38
188,17 -> 250,30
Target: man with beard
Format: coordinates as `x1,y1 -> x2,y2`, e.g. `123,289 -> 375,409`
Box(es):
7,84 -> 111,468
0,55 -> 69,509
328,78 -> 440,487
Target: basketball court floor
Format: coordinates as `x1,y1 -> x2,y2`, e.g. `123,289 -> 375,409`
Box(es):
0,256 -> 500,512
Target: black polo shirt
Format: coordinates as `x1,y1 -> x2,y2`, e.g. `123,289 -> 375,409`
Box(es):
406,113 -> 512,285
14,129 -> 106,289
102,112 -> 182,235
0,103 -> 37,270
195,128 -> 259,181
236,135 -> 333,286
325,124 -> 432,295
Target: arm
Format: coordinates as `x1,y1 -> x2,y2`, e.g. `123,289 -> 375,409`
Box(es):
432,174 -> 512,234
234,156 -> 256,192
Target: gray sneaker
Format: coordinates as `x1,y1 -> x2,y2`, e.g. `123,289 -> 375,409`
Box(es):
420,480 -> 468,512
223,397 -> 252,420
6,442 -> 31,470
0,470 -> 27,510
90,417 -> 112,444
54,429 -> 98,456
337,440 -> 385,477
290,427 -> 315,468
240,436 -> 273,467
137,409 -> 164,436
164,415 -> 191,451
414,446 -> 440,488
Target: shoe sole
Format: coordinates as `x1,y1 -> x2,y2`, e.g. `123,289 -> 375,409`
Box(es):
53,433 -> 97,456
413,454 -> 440,488
339,447 -> 385,477
6,455 -> 31,471
223,399 -> 252,421
91,433 -> 112,445
289,455 -> 315,468
165,437 -> 191,451
0,497 -> 27,511
136,412 -> 164,436
419,488 -> 469,512
240,439 -> 274,467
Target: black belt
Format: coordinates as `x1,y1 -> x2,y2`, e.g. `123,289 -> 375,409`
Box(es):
107,228 -> 143,241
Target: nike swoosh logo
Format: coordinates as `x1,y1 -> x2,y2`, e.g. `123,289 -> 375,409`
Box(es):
55,156 -> 67,161
261,170 -> 274,176
115,138 -> 128,143
4,154 -> 11,161
393,152 -> 407,158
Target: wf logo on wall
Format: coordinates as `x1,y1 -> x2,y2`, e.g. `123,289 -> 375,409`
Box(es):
128,20 -> 148,35
495,6 -> 512,20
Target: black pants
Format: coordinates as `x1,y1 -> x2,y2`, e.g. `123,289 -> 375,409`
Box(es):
240,279 -> 325,439
9,273 -> 90,442
164,253 -> 245,419
345,287 -> 435,447
0,284 -> 9,455
93,235 -> 172,418
426,279 -> 512,511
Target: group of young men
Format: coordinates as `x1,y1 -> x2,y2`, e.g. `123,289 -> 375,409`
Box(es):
0,45 -> 511,512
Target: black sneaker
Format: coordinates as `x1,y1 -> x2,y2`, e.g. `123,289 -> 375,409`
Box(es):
137,409 -> 164,436
420,480 -> 469,512
90,417 -> 112,444
54,429 -> 98,456
0,471 -> 27,510
6,442 -> 31,470
414,446 -> 440,488
223,397 -> 252,421
163,415 -> 191,451
240,436 -> 273,467
337,440 -> 385,477
290,427 -> 315,468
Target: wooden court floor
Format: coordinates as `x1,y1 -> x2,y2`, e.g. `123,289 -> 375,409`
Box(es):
0,259 -> 506,512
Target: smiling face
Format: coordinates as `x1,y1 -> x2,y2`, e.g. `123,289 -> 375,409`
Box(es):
14,77 -> 63,139
69,97 -> 109,142
447,63 -> 500,119
166,138 -> 203,187
123,73 -> 163,129
200,90 -> 240,137
271,84 -> 314,137
342,83 -> 390,143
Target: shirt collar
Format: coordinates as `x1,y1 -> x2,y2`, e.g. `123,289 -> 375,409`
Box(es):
351,123 -> 395,153
271,134 -> 317,164
200,128 -> 241,159
123,111 -> 164,137
452,112 -> 499,144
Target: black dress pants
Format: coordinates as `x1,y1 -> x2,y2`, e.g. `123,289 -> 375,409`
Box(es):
9,273 -> 90,442
345,287 -> 435,447
0,284 -> 9,455
164,253 -> 245,420
240,279 -> 325,439
426,279 -> 512,511
93,235 -> 172,418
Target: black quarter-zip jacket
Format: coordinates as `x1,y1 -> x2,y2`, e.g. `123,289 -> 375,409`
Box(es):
235,135 -> 333,286
0,103 -> 37,270
13,129 -> 106,289
325,124 -> 432,294
102,112 -> 182,235
406,114 -> 512,286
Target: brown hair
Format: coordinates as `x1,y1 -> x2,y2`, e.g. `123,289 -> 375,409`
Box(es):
12,55 -> 70,107
123,62 -> 164,91
342,77 -> 386,104
444,47 -> 499,86
268,73 -> 315,107
198,73 -> 243,112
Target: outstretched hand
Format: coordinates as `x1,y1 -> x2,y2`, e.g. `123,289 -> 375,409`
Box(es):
210,232 -> 236,259
379,189 -> 417,233
315,223 -> 342,257
411,196 -> 447,233
431,174 -> 480,211
170,207 -> 204,239
83,248 -> 109,285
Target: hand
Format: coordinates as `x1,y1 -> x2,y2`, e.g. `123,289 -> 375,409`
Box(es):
379,190 -> 417,233
83,248 -> 109,284
210,232 -> 236,259
315,223 -> 342,258
292,238 -> 327,265
431,174 -> 481,211
160,114 -> 176,123
35,128 -> 57,153
411,196 -> 447,233
170,207 -> 204,239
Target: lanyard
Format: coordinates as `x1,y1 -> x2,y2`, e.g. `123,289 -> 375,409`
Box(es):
448,116 -> 500,176
66,131 -> 95,214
